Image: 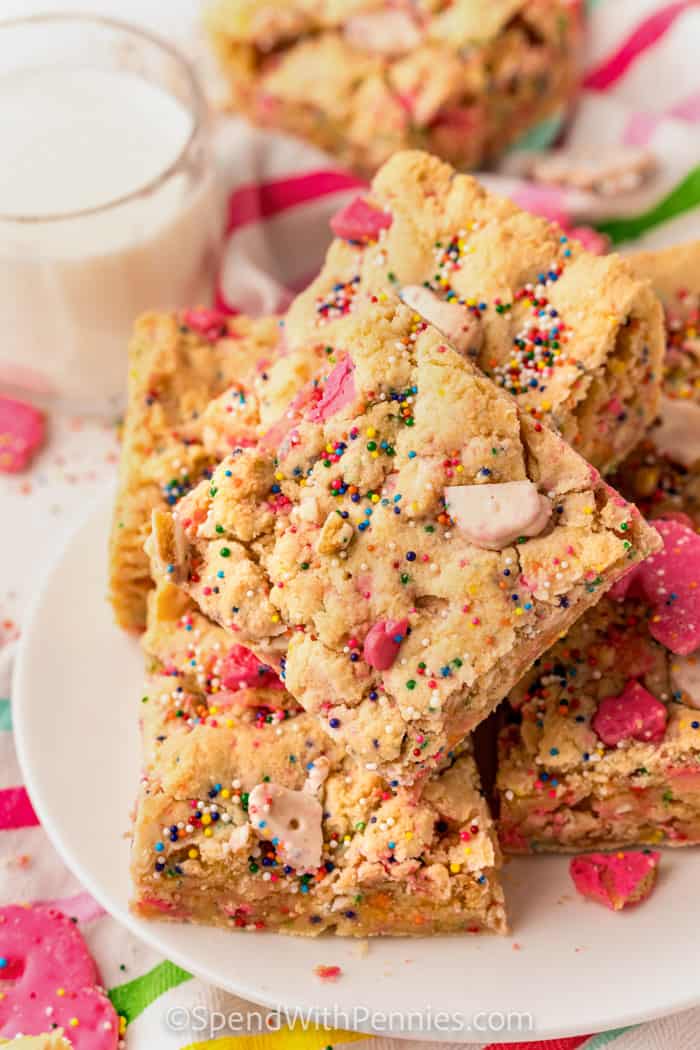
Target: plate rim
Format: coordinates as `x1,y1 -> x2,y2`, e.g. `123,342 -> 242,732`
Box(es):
12,492 -> 700,1044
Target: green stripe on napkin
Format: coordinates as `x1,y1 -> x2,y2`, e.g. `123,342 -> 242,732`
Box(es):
0,700 -> 11,732
511,113 -> 566,152
109,960 -> 192,1023
596,164 -> 700,244
583,1027 -> 637,1048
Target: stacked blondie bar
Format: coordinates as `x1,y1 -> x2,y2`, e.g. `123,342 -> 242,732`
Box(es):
205,0 -> 583,176
111,150 -> 699,937
498,241 -> 700,852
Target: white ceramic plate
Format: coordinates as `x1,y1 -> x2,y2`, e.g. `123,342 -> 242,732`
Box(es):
14,496 -> 700,1044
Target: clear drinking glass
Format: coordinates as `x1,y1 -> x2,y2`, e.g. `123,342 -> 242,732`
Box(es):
0,14 -> 222,417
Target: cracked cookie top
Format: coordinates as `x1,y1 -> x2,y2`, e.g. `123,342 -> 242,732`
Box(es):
149,296 -> 660,783
284,150 -> 664,472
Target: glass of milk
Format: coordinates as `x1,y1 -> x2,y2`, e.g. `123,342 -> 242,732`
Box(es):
0,14 -> 223,417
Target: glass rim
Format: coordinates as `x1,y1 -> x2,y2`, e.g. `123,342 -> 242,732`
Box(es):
0,11 -> 208,225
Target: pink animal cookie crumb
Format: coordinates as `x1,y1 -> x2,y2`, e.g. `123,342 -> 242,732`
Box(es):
570,851 -> 660,911
592,679 -> 667,747
313,964 -> 343,982
220,644 -> 283,691
181,308 -> 229,341
0,396 -> 45,474
363,618 -> 409,671
307,356 -> 356,423
330,196 -> 392,243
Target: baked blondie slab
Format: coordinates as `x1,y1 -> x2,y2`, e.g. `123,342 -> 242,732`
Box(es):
205,0 -> 582,177
131,580 -> 507,936
149,296 -> 660,784
284,151 -> 665,472
497,242 -> 700,852
109,309 -> 280,632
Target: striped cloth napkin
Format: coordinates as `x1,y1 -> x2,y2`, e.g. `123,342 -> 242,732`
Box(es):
2,1 -> 700,1047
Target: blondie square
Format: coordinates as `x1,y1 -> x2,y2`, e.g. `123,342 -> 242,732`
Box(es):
149,296 -> 660,784
205,1 -> 582,176
109,309 -> 280,631
131,580 -> 507,936
285,151 -> 665,472
497,241 -> 700,852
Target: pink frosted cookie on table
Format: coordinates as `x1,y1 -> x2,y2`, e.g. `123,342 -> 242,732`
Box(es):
148,296 -> 659,784
570,851 -> 660,911
0,396 -> 45,474
0,905 -> 118,1050
0,1035 -> 72,1049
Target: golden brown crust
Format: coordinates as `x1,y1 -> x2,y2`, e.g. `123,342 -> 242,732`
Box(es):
497,244 -> 700,854
109,311 -> 280,631
132,581 -> 507,936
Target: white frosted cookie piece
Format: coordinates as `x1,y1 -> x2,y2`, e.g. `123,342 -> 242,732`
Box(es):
226,823 -> 251,853
248,781 -> 323,872
304,755 -> 331,795
401,285 -> 482,356
344,11 -> 422,56
445,480 -> 551,549
652,396 -> 700,467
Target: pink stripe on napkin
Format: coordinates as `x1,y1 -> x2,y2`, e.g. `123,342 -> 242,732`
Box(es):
668,90 -> 700,121
483,1037 -> 591,1050
584,1 -> 695,90
0,786 -> 39,830
623,110 -> 662,146
226,170 -> 366,233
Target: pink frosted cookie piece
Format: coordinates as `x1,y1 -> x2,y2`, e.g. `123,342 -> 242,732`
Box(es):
259,381 -> 317,450
220,643 -> 282,691
0,904 -> 118,1050
564,225 -> 609,256
330,197 -> 392,243
0,397 -> 45,474
363,618 -> 409,671
182,308 -> 229,341
307,357 -> 356,423
313,964 -> 343,982
592,679 -> 667,747
611,520 -> 700,655
570,851 -> 660,911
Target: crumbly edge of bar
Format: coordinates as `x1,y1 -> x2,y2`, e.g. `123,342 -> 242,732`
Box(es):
131,582 -> 507,936
283,150 -> 664,470
109,312 -> 279,632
